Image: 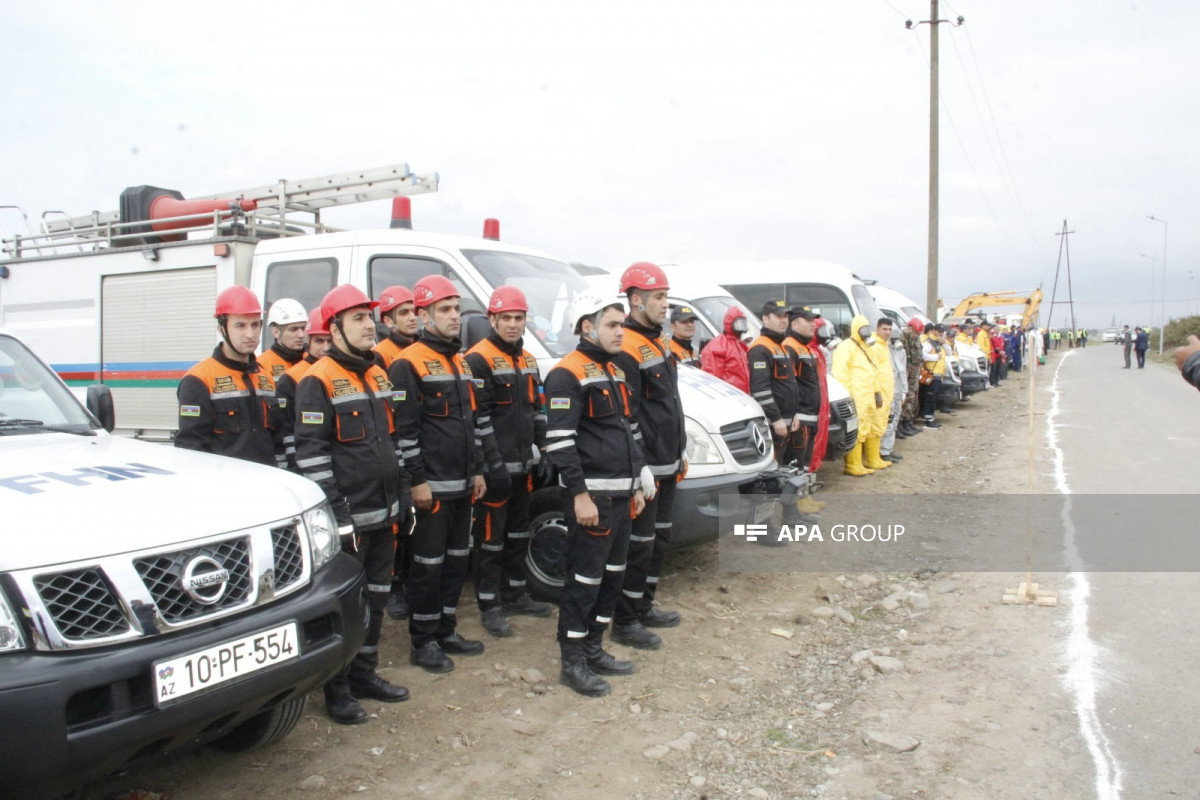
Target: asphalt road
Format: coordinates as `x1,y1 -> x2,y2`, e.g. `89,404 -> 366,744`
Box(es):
1046,342 -> 1200,799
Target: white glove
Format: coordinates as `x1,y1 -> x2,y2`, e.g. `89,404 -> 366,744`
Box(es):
639,465 -> 658,501
531,443 -> 541,463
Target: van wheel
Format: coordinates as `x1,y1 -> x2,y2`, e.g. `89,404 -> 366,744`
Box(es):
211,695 -> 307,753
524,487 -> 568,603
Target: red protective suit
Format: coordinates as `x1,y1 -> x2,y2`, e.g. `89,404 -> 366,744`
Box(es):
701,307 -> 750,394
809,342 -> 831,473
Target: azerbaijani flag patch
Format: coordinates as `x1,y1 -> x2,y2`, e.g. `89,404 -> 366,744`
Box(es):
301,411 -> 324,424
550,397 -> 570,410
179,405 -> 201,417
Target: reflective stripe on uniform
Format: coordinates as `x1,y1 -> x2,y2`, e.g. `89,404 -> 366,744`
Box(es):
630,533 -> 655,543
507,530 -> 530,539
574,573 -> 602,586
566,629 -> 588,639
446,548 -> 471,557
428,478 -> 469,493
412,612 -> 441,621
585,477 -> 636,492
480,542 -> 504,552
352,508 -> 389,527
622,589 -> 644,599
414,554 -> 445,565
367,583 -> 391,593
605,562 -> 626,572
648,460 -> 680,476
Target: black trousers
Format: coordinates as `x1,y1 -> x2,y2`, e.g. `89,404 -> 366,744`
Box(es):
616,476 -> 677,626
391,499 -> 413,597
408,495 -> 473,648
471,474 -> 533,611
1136,349 -> 1146,368
557,493 -> 633,644
919,376 -> 941,420
331,525 -> 395,684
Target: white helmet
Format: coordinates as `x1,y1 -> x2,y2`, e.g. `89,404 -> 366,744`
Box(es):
569,292 -> 623,334
267,298 -> 307,328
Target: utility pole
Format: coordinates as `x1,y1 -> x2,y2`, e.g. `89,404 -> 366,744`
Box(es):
908,3 -> 964,320
1147,215 -> 1168,354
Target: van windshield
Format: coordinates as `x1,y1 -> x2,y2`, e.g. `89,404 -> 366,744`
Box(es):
463,250 -> 595,358
0,336 -> 94,432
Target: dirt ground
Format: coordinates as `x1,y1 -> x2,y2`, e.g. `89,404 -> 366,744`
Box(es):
86,358 -> 1092,800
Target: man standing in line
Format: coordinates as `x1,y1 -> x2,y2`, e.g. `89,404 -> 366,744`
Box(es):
899,318 -> 925,438
544,292 -> 646,697
258,298 -> 308,380
276,307 -> 332,472
748,299 -> 801,466
612,263 -> 685,651
701,307 -> 751,392
176,286 -> 285,469
919,324 -> 946,430
667,305 -> 701,366
876,318 -> 906,463
781,305 -> 825,513
294,284 -> 410,725
1121,325 -> 1133,369
463,286 -> 552,638
392,275 -> 487,674
373,285 -> 421,623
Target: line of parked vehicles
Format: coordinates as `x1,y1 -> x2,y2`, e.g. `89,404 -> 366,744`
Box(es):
0,163 -> 984,796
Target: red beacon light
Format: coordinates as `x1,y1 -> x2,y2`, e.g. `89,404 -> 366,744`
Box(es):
483,218 -> 500,241
390,196 -> 412,229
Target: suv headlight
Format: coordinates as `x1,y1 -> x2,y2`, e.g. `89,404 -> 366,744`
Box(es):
0,590 -> 27,653
684,416 -> 724,465
303,503 -> 341,571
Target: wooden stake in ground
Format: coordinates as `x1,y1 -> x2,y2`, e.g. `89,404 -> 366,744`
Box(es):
1003,331 -> 1058,607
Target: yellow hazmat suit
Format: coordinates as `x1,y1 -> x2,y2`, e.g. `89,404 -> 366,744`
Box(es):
832,315 -> 886,475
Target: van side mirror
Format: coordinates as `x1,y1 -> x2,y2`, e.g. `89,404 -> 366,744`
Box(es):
86,384 -> 115,432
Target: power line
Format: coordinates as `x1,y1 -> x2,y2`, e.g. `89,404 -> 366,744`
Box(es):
912,32 -> 1044,271
879,0 -> 912,19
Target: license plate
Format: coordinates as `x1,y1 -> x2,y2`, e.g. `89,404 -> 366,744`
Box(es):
752,499 -> 776,523
154,622 -> 299,706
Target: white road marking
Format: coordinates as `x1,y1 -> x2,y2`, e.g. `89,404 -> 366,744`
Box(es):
1047,351 -> 1123,799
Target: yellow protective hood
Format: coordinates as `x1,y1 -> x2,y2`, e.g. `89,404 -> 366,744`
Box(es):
849,314 -> 870,344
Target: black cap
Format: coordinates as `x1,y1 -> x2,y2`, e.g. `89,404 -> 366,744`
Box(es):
761,298 -> 789,316
788,305 -> 817,322
670,305 -> 699,323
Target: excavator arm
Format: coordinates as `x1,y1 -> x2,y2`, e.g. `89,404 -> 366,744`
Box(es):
951,290 -> 1042,328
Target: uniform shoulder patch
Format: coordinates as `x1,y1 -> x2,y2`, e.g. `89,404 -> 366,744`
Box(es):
301,411 -> 324,424
278,398 -> 287,408
752,361 -> 767,369
550,397 -> 570,409
179,405 -> 201,417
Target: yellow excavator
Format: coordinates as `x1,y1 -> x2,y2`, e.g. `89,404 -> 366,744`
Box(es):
947,289 -> 1043,328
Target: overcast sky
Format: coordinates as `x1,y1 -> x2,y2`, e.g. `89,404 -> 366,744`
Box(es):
3,0 -> 1196,328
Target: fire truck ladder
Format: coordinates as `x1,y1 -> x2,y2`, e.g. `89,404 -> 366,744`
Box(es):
7,163 -> 439,257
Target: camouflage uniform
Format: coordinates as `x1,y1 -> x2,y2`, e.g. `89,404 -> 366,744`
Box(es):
901,329 -> 922,422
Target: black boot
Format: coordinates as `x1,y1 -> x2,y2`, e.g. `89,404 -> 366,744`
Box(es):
611,620 -> 662,650
639,604 -> 681,628
583,631 -> 635,676
559,643 -> 610,697
349,672 -> 410,703
386,591 -> 409,620
324,677 -> 368,725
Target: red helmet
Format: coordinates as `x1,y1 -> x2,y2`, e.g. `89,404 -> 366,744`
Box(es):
488,286 -> 529,314
908,317 -> 926,334
619,261 -> 669,293
214,286 -> 262,318
413,274 -> 459,309
305,306 -> 329,336
321,284 -> 379,326
378,285 -> 414,315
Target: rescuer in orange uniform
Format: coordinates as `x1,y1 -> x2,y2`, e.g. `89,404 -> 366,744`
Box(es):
294,284 -> 410,725
175,286 -> 285,469
275,306 -> 332,472
258,298 -> 308,380
463,286 -> 552,638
